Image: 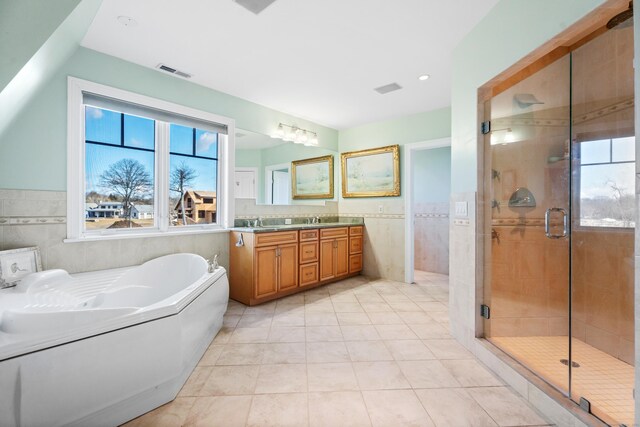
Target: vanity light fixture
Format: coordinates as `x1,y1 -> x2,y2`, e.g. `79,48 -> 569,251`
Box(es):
418,74 -> 430,81
271,123 -> 319,146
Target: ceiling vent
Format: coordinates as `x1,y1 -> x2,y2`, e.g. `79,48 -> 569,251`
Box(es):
374,83 -> 402,94
234,0 -> 277,14
157,64 -> 192,79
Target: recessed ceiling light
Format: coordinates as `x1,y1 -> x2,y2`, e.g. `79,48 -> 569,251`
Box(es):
117,16 -> 137,27
418,74 -> 430,81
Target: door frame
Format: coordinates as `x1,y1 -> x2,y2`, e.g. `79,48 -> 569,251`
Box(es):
234,167 -> 258,199
264,162 -> 290,204
403,137 -> 452,284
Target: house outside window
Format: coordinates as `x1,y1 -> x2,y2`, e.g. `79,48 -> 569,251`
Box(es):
67,77 -> 235,241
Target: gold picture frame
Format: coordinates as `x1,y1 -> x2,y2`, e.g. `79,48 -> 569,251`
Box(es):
291,155 -> 334,199
341,144 -> 400,198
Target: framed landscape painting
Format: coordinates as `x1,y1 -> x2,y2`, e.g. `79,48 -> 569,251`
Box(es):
291,155 -> 334,199
341,144 -> 400,197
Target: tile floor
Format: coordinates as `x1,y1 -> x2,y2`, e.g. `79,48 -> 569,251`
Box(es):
124,272 -> 551,427
491,335 -> 634,426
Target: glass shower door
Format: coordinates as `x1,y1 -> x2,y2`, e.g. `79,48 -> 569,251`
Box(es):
484,53 -> 572,395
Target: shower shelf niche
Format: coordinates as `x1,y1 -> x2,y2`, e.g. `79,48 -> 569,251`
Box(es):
508,187 -> 536,208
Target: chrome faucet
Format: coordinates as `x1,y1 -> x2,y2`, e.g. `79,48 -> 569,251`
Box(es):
312,216 -> 320,224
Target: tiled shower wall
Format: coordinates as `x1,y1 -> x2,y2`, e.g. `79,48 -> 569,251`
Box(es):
414,202 -> 449,274
0,189 -> 229,273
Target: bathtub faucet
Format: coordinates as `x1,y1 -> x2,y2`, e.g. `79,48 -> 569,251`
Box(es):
208,254 -> 219,273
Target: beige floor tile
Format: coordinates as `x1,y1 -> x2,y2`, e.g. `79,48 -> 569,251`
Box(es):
247,393 -> 309,427
407,323 -> 450,339
375,324 -> 419,340
222,314 -> 241,328
272,312 -> 305,327
268,326 -> 306,342
178,367 -> 212,397
440,359 -> 503,387
184,396 -> 252,427
398,311 -> 435,324
307,362 -> 359,391
337,312 -> 372,325
305,302 -> 335,313
388,301 -> 422,312
124,397 -> 196,427
423,339 -> 473,359
333,302 -> 364,312
306,312 -> 339,325
353,361 -> 411,390
356,294 -> 385,303
212,326 -> 234,344
360,302 -> 394,312
367,312 -> 405,325
225,303 -> 246,315
255,363 -> 308,393
228,327 -> 270,343
306,326 -> 344,342
330,293 -> 359,303
342,325 -> 382,341
199,365 -> 259,396
216,343 -> 265,365
347,341 -> 393,361
397,360 -> 461,389
198,345 -> 224,366
262,342 -> 307,364
306,341 -> 351,363
308,391 -> 372,427
427,311 -> 449,324
416,301 -> 448,312
415,388 -> 497,427
244,302 -> 276,315
362,390 -> 434,427
237,313 -> 273,328
384,340 -> 435,361
467,387 -> 547,427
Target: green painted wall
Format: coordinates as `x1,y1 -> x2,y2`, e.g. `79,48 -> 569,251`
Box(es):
0,46 -> 339,191
0,0 -> 81,91
413,147 -> 451,204
450,0 -> 606,193
337,107 -> 451,201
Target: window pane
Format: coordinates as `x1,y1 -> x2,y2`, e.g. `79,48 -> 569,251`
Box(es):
85,144 -> 155,230
196,129 -> 218,158
170,124 -> 193,155
124,114 -> 155,150
580,162 -> 635,227
580,139 -> 610,164
85,106 -> 121,145
612,136 -> 635,162
169,154 -> 217,226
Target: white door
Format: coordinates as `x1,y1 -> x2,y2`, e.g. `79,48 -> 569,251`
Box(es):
235,170 -> 256,199
272,170 -> 290,204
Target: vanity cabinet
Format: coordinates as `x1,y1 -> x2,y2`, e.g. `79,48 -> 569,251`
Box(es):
229,225 -> 363,305
319,227 -> 349,281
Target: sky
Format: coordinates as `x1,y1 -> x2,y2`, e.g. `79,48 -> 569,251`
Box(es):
579,137 -> 635,199
85,106 -> 217,197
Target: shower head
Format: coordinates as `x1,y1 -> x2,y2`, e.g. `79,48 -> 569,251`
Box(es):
607,1 -> 633,29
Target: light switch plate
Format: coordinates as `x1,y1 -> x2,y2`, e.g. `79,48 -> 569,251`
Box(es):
455,201 -> 468,217
285,218 -> 292,225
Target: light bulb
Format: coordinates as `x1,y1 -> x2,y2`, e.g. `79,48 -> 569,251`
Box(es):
309,133 -> 318,146
299,130 -> 308,144
271,124 -> 285,139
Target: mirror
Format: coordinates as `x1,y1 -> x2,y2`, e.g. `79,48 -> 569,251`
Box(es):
235,129 -> 338,205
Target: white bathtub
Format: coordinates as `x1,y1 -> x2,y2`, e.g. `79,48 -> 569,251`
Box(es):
0,253 -> 229,427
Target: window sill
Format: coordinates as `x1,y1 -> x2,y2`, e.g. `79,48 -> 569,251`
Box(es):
64,226 -> 230,243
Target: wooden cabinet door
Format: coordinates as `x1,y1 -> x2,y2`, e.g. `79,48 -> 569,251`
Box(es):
320,239 -> 336,281
255,246 -> 278,298
278,243 -> 298,291
336,237 -> 349,277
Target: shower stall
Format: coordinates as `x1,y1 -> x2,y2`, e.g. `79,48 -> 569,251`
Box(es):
483,17 -> 635,426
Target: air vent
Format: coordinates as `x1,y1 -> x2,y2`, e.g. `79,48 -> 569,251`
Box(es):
157,64 -> 192,79
234,0 -> 277,14
374,82 -> 402,94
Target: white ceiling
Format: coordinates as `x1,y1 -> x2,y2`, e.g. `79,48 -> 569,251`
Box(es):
82,0 -> 498,130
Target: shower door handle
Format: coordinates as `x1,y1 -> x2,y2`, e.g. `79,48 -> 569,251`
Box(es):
544,207 -> 568,239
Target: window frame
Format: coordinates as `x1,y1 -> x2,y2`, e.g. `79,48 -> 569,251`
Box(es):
66,77 -> 235,242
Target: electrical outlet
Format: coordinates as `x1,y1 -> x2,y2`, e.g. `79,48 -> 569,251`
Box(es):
377,205 -> 383,213
285,218 -> 292,225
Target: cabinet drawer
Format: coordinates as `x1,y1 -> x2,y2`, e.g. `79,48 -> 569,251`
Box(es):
349,254 -> 363,273
349,236 -> 363,254
299,263 -> 319,287
255,231 -> 298,247
300,241 -> 319,263
320,227 -> 348,239
349,226 -> 363,236
299,229 -> 319,241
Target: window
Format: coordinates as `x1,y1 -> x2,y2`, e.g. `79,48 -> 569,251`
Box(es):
578,137 -> 635,228
67,77 -> 235,241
